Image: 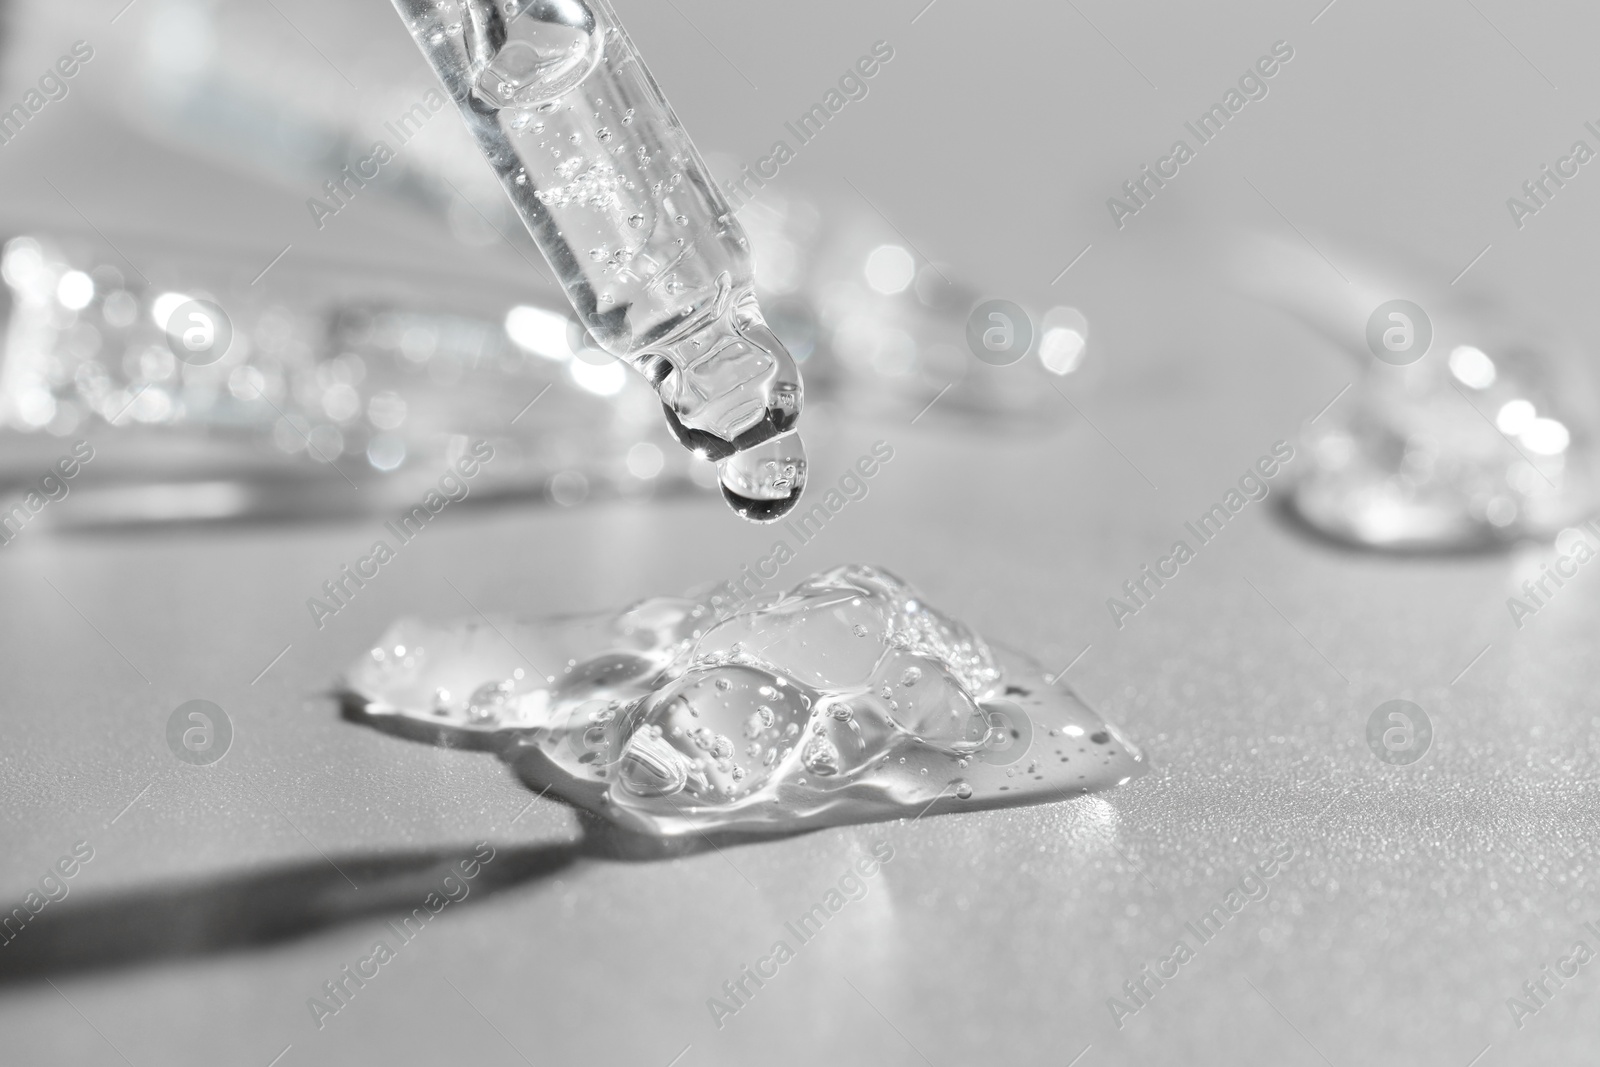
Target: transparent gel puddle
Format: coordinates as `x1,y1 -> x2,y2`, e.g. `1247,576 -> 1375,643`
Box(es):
1292,343 -> 1600,551
343,565 -> 1145,838
1229,230 -> 1600,552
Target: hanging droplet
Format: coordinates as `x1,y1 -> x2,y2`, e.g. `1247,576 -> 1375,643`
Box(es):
717,434 -> 807,522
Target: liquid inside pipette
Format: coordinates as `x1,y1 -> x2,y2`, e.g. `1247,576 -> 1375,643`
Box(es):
392,0 -> 807,520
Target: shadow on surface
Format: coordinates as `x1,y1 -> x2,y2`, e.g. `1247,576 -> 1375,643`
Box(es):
1272,495 -> 1519,559
0,818 -> 756,989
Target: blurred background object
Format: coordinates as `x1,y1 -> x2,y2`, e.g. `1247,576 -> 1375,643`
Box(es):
1231,232 -> 1600,550
0,228 -> 707,524
0,0 -> 1091,529
0,206 -> 1090,527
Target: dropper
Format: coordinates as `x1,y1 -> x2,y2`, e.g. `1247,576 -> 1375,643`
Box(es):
391,0 -> 806,520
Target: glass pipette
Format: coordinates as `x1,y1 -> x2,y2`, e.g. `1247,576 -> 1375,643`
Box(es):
391,0 -> 805,520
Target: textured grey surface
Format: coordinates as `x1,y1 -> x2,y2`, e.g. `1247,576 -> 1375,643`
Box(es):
3,0 -> 1600,1065
4,368 -> 1598,1066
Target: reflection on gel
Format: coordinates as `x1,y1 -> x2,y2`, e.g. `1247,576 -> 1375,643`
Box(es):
343,565 -> 1146,838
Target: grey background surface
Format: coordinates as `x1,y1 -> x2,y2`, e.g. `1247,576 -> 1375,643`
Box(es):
3,0 -> 1600,1064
